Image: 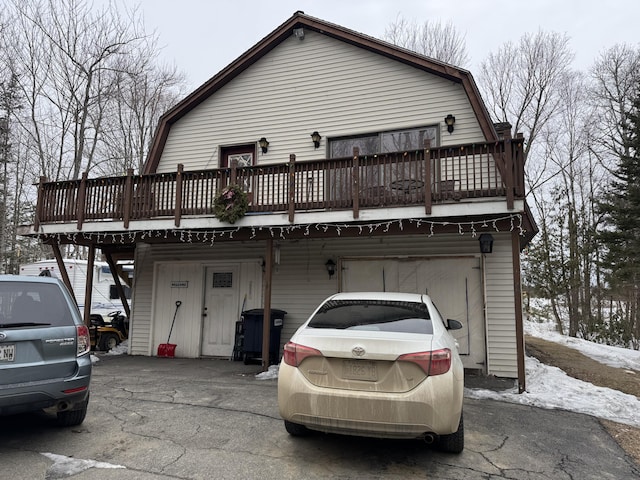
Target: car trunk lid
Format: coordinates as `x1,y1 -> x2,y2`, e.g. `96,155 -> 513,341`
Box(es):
294,329 -> 435,393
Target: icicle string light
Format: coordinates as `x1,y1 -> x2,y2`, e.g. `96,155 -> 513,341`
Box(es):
34,215 -> 525,246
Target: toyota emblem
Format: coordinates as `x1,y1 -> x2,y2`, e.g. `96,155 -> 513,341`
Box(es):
0,332 -> 6,340
352,346 -> 365,357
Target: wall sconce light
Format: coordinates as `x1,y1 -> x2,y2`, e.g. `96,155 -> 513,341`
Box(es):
444,114 -> 456,134
258,137 -> 269,154
325,259 -> 336,278
311,131 -> 322,149
479,233 -> 494,254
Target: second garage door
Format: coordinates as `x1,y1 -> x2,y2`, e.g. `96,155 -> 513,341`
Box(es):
341,256 -> 486,371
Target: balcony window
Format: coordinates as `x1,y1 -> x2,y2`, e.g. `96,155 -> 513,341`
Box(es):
329,126 -> 438,158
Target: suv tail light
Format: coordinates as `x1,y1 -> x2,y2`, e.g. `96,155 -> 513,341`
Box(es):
283,342 -> 322,367
398,348 -> 451,376
76,325 -> 91,356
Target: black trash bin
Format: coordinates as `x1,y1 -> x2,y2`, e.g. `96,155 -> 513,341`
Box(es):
240,308 -> 286,365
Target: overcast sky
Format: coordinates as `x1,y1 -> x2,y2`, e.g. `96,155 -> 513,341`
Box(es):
123,0 -> 639,89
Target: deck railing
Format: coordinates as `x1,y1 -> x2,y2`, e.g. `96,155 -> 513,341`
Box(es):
34,138 -> 525,230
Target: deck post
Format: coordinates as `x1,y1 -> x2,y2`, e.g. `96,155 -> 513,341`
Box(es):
123,169 -> 134,229
76,172 -> 88,229
424,140 -> 432,214
175,164 -> 183,227
34,176 -> 46,231
352,147 -> 360,219
288,155 -> 296,223
504,129 -> 514,210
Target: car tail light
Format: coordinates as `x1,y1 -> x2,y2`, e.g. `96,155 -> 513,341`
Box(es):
283,342 -> 322,367
398,348 -> 451,376
76,325 -> 91,356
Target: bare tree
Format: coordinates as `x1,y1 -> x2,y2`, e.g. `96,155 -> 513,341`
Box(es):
2,0 -> 151,180
0,0 -> 187,265
98,53 -> 186,176
383,15 -> 470,68
589,44 -> 640,168
478,31 -> 574,183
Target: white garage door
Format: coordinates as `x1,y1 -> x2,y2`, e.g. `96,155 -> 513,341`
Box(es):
341,257 -> 486,370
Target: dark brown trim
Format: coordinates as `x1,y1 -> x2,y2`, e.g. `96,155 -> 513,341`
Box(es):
261,238 -> 273,371
511,230 -> 526,393
143,12 -> 497,174
104,252 -> 131,319
83,245 -> 96,327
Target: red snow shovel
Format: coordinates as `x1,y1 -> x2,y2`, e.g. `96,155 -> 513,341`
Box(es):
157,300 -> 182,357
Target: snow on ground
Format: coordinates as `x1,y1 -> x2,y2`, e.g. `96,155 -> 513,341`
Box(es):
468,317 -> 640,428
525,318 -> 640,371
40,453 -> 124,476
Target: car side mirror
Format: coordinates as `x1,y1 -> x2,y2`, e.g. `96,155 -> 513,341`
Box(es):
446,319 -> 463,330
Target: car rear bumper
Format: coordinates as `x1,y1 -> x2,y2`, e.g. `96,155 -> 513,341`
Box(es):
0,355 -> 91,416
278,363 -> 463,438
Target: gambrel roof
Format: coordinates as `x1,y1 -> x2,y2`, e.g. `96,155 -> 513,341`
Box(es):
144,11 -> 497,174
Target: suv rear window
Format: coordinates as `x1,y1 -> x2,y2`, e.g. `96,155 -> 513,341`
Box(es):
309,299 -> 433,334
0,282 -> 73,328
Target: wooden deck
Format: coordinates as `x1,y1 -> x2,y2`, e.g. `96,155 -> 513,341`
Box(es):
34,139 -> 525,230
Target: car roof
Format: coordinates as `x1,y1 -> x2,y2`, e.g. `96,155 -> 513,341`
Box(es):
0,274 -> 63,285
327,292 -> 429,303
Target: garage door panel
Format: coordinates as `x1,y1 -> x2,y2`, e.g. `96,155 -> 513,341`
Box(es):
341,257 -> 486,370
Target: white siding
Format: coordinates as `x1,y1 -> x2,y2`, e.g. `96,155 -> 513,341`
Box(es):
484,235 -> 518,377
128,233 -> 520,378
157,30 -> 485,173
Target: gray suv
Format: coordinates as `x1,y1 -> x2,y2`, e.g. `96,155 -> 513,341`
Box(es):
0,275 -> 91,426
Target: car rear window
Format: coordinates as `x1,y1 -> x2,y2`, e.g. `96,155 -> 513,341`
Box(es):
308,299 -> 433,334
0,281 -> 73,328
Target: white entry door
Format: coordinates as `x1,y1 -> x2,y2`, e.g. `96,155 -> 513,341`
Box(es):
341,257 -> 486,370
201,265 -> 241,357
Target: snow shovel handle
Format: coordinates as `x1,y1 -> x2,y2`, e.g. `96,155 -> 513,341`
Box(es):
167,301 -> 182,343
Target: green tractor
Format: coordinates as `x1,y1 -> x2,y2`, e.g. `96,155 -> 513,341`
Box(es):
89,311 -> 129,352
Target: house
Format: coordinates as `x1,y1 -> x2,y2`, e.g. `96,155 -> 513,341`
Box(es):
23,12 -> 536,391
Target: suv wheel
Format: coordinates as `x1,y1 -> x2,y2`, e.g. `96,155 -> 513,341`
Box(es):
57,396 -> 89,427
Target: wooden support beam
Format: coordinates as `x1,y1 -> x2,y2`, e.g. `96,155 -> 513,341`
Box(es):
51,244 -> 76,305
83,245 -> 96,327
104,251 -> 131,319
261,238 -> 273,372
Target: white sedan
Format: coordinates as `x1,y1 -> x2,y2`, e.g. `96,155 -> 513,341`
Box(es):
277,292 -> 465,453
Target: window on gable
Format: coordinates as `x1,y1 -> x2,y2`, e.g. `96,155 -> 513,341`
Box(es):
329,126 -> 438,158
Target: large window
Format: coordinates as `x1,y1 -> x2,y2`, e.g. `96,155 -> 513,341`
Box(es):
329,126 -> 438,158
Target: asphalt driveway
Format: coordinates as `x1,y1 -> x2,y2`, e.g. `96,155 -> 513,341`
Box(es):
1,355 -> 638,479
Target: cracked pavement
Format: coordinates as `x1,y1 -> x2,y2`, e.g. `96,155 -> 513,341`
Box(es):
1,355 -> 638,479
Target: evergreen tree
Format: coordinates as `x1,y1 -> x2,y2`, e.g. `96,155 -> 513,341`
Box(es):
598,85 -> 640,347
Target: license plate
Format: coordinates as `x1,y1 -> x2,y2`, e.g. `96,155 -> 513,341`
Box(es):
0,344 -> 15,362
343,360 -> 377,381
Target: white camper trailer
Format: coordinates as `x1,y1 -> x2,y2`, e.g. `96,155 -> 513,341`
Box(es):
19,259 -> 130,317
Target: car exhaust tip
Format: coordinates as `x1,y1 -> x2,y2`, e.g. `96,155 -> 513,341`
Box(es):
423,433 -> 436,444
56,401 -> 70,412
